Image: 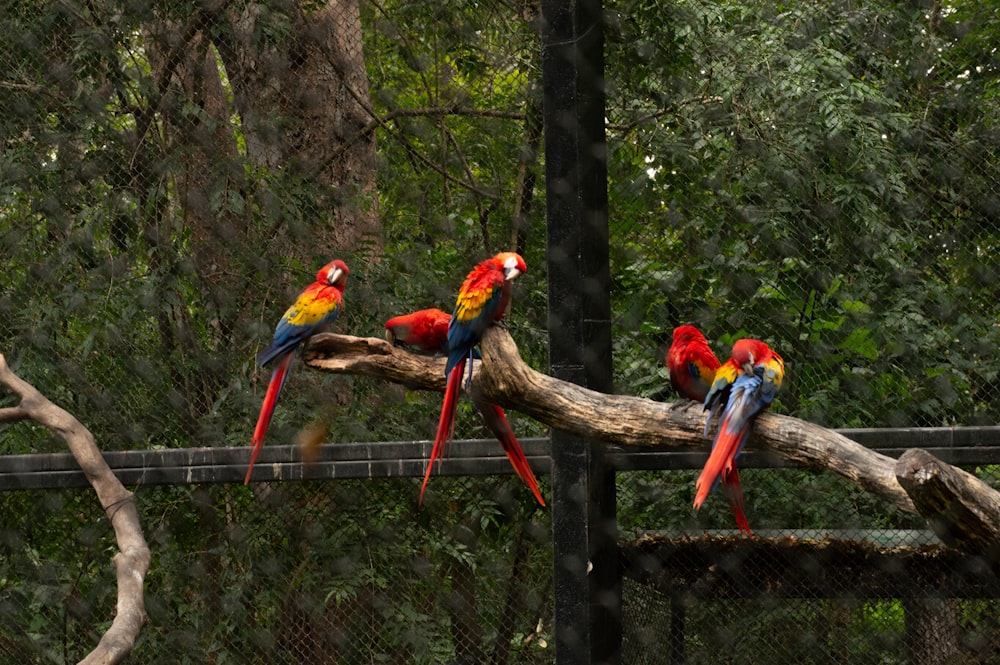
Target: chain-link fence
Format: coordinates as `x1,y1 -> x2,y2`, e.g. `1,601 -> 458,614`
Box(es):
0,475 -> 554,663
3,0 -> 1000,662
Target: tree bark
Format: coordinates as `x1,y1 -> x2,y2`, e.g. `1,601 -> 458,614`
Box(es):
214,0 -> 380,252
904,596 -> 962,665
304,327 -> 916,513
896,448 -> 1000,562
0,355 -> 151,665
305,327 -> 1000,560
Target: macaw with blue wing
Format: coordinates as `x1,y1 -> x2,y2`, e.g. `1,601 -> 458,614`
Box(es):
667,325 -> 750,534
385,306 -> 544,505
693,338 -> 784,536
419,253 -> 540,505
245,259 -> 349,484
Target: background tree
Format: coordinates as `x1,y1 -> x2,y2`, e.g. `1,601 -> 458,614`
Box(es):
3,0 -> 1000,661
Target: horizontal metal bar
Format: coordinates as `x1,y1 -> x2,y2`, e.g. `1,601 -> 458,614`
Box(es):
836,426 -> 1000,449
2,427 -> 1000,491
0,439 -> 552,490
607,447 -> 1000,471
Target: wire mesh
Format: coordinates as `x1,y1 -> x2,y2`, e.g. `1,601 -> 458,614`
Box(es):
606,0 -> 1000,430
2,0 -> 1000,662
0,477 -> 554,664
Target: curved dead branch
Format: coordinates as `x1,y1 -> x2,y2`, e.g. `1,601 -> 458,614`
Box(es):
304,327 -> 916,514
306,328 -> 1000,559
0,354 -> 151,665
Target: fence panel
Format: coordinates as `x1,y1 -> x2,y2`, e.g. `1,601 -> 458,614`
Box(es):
3,0 -> 1000,662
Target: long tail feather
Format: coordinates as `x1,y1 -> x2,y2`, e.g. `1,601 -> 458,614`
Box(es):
693,411 -> 750,510
245,352 -> 294,484
420,360 -> 464,504
720,466 -> 752,537
476,401 -> 546,506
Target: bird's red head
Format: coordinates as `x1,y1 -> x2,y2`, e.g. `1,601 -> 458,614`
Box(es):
673,325 -> 708,345
491,252 -> 527,281
317,260 -> 349,290
731,338 -> 770,371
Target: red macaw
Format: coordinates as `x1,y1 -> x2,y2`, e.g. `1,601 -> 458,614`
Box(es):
667,325 -> 721,403
384,307 -> 545,506
385,308 -> 450,352
472,400 -> 545,506
693,338 -> 784,536
667,325 -> 750,535
245,259 -> 349,485
420,252 -> 536,506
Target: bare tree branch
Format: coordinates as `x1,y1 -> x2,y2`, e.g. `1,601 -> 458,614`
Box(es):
0,405 -> 30,422
306,327 -> 1000,560
304,328 -> 916,514
0,354 -> 151,665
896,449 -> 1000,563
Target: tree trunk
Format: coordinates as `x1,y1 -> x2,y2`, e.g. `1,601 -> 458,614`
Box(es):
904,597 -> 962,665
215,0 -> 380,252
143,0 -> 381,258
143,21 -> 245,423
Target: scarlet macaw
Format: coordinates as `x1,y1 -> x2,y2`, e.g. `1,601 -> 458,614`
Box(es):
667,325 -> 751,535
667,324 -> 721,403
385,308 -> 450,352
420,253 -> 536,505
385,307 -> 545,506
693,338 -> 784,536
245,260 -> 349,484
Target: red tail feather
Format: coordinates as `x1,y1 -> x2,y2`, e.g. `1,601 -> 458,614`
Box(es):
720,466 -> 752,537
420,360 -> 464,504
693,413 -> 749,510
478,402 -> 545,506
245,353 -> 294,484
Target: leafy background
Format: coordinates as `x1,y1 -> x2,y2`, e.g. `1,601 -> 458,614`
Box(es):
2,0 -> 1000,662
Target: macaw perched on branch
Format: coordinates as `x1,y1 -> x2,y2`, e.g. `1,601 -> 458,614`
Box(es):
472,400 -> 545,506
693,338 -> 784,536
418,253 -> 540,505
385,308 -> 450,352
667,325 -> 721,403
385,306 -> 545,506
667,325 -> 750,535
245,260 -> 349,485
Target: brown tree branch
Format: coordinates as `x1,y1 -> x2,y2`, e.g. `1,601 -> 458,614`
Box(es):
0,354 -> 151,665
304,328 -> 916,514
896,449 -> 1000,563
0,405 -> 30,422
307,328 -> 1000,559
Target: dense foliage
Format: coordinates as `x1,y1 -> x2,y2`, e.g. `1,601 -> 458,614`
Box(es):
607,0 -> 1000,429
1,0 -> 999,661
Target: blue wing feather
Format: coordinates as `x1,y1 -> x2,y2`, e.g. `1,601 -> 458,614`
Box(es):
259,300 -> 342,367
445,287 -> 503,376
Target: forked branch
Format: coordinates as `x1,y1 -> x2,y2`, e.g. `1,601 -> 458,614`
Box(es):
0,354 -> 151,665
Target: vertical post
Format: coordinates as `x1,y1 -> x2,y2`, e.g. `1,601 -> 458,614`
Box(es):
540,1 -> 619,664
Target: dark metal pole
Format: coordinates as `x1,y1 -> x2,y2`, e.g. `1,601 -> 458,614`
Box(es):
540,0 -> 619,663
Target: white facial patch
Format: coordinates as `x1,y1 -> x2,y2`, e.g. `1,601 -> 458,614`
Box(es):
503,256 -> 521,281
